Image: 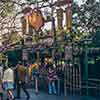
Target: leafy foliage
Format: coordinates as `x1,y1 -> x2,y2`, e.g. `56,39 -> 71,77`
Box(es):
72,0 -> 100,43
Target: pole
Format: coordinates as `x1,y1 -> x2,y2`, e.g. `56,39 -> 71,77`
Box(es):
64,62 -> 67,97
84,40 -> 88,96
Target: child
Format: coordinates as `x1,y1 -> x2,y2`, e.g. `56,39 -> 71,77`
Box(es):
47,65 -> 58,95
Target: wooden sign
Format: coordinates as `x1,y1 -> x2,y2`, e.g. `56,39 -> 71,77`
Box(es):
66,7 -> 72,30
65,46 -> 72,61
56,8 -> 64,30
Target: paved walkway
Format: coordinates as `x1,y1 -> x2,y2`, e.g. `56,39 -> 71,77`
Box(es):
14,89 -> 100,100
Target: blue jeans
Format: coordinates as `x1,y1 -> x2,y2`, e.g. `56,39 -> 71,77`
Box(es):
48,81 -> 56,94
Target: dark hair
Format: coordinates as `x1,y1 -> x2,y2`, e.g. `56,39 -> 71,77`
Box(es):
48,64 -> 53,69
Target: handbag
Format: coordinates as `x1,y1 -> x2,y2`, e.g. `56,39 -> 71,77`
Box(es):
2,82 -> 8,90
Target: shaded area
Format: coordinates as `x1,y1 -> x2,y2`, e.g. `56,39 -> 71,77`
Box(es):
15,89 -> 100,100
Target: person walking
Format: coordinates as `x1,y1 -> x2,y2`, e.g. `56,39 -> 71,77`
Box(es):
14,62 -> 30,100
47,64 -> 58,95
29,63 -> 39,94
3,66 -> 14,100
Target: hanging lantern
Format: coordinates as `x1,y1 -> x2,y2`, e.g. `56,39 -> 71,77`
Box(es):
66,7 -> 72,30
56,8 -> 64,30
28,9 -> 44,32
